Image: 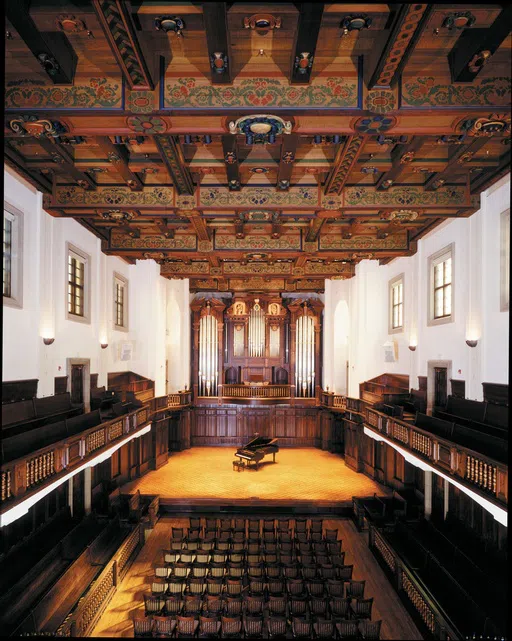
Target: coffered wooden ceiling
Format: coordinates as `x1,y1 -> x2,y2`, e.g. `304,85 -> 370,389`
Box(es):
5,2 -> 511,292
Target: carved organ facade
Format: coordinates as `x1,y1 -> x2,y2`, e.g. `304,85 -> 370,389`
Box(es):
190,295 -> 323,402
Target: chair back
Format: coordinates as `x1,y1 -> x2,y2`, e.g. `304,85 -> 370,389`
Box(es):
133,617 -> 154,637
199,615 -> 221,636
286,578 -> 305,596
336,619 -> 359,638
310,519 -> 323,533
294,518 -> 307,532
208,562 -> 226,579
353,596 -> 374,619
224,596 -> 243,616
326,579 -> 344,597
346,579 -> 365,598
324,528 -> 339,541
164,596 -> 183,616
206,577 -> 224,595
172,527 -> 185,540
176,615 -> 198,636
153,616 -> 176,636
289,596 -> 308,616
180,551 -> 196,564
248,578 -> 265,595
183,595 -> 202,615
314,618 -> 335,639
358,619 -> 382,640
268,595 -> 287,615
225,578 -> 243,596
330,596 -> 351,618
292,616 -> 312,637
337,564 -> 354,580
310,596 -> 328,616
221,616 -> 242,637
244,614 -> 264,637
164,550 -> 179,564
143,594 -> 164,615
155,566 -> 169,579
245,595 -> 265,615
204,595 -> 223,616
267,615 -> 287,638
268,578 -> 285,595
167,579 -> 185,596
188,578 -> 205,596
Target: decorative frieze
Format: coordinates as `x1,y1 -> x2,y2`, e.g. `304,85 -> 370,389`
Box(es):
55,185 -> 174,206
110,234 -> 196,250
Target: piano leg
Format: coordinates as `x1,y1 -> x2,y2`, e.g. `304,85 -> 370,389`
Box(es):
273,452 -> 276,463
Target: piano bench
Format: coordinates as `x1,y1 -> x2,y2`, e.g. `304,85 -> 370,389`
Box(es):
233,460 -> 245,472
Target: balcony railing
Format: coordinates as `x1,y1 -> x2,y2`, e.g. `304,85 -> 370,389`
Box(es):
149,391 -> 192,413
221,384 -> 291,399
363,405 -> 507,509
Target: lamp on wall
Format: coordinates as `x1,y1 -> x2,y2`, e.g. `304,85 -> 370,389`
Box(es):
43,337 -> 55,345
465,339 -> 478,347
408,345 -> 417,351
100,342 -> 109,349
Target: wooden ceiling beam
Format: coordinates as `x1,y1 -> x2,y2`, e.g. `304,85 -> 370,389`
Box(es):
324,136 -> 365,195
277,134 -> 299,191
470,150 -> 511,194
6,1 -> 77,84
290,3 -> 325,84
424,138 -> 488,191
5,145 -> 53,194
154,218 -> 175,239
222,134 -> 241,190
271,215 -> 282,239
305,218 -> 325,242
36,137 -> 96,190
367,4 -> 433,89
92,0 -> 154,90
202,2 -> 232,84
186,212 -> 210,241
375,136 -> 425,190
448,6 -> 512,83
154,135 -> 194,195
95,136 -> 143,191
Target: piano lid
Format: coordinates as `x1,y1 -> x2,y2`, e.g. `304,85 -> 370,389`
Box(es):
241,433 -> 278,449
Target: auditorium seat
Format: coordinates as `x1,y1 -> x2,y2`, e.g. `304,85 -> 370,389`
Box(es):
352,596 -> 374,619
163,596 -> 183,616
153,615 -> 176,637
313,617 -> 335,639
291,616 -> 312,638
198,614 -> 221,638
336,619 -> 359,639
346,579 -> 365,599
267,615 -> 287,639
133,617 -> 154,637
244,614 -> 264,638
359,619 -> 382,640
220,615 -> 242,638
176,614 -> 199,638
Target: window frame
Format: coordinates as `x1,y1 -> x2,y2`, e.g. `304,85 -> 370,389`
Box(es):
500,209 -> 509,312
3,203 -> 24,309
113,271 -> 129,331
66,242 -> 91,324
428,244 -> 455,326
388,273 -> 404,334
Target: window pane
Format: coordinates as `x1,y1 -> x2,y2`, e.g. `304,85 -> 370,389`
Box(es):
444,284 -> 452,315
434,263 -> 443,287
444,258 -> 452,285
398,283 -> 403,304
398,304 -> 403,327
434,289 -> 443,317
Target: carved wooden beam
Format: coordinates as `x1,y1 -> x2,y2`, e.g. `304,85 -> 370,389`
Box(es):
271,214 -> 282,239
208,254 -> 220,268
367,4 -> 433,89
342,218 -> 368,239
96,136 -> 143,191
36,137 -> 96,190
222,134 -> 241,190
448,6 -> 512,82
424,138 -> 488,191
154,218 -> 175,239
93,0 -> 154,90
290,3 -> 325,84
154,135 -> 194,195
6,1 -> 77,84
306,218 -> 325,242
277,134 -> 298,191
375,136 -> 425,190
203,2 -> 232,84
295,255 -> 308,268
183,210 -> 210,241
235,214 -> 245,239
5,144 -> 53,194
324,136 -> 365,195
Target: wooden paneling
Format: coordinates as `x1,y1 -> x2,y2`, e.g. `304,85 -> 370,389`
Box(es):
190,405 -> 321,447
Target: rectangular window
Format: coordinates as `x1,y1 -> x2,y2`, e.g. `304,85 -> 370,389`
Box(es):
113,273 -> 129,330
68,254 -> 85,316
3,204 -> 23,308
66,243 -> 90,323
389,274 -> 404,334
501,209 -> 510,312
428,244 -> 454,325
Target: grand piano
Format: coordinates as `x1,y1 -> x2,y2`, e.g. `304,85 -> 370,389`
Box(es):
234,434 -> 279,470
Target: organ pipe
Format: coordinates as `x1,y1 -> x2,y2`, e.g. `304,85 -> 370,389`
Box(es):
295,304 -> 315,397
249,300 -> 265,357
198,306 -> 218,396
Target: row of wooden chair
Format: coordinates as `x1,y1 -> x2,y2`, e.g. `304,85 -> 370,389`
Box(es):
171,527 -> 339,547
134,613 -> 382,638
143,593 -> 372,619
183,517 -> 326,536
151,576 -> 363,599
164,540 -> 343,560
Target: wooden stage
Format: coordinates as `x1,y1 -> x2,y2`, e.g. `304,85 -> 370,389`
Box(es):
122,447 -> 391,511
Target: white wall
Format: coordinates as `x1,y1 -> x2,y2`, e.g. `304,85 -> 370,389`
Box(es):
324,175 -> 510,400
3,168 -> 190,397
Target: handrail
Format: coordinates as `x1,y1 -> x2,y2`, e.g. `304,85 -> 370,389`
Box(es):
222,384 -> 291,399
363,405 -> 507,508
369,523 -> 461,640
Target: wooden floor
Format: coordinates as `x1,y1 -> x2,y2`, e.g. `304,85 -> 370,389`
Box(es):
122,448 -> 390,504
91,516 -> 423,640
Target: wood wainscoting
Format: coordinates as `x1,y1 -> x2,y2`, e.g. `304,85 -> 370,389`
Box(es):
189,404 -> 339,449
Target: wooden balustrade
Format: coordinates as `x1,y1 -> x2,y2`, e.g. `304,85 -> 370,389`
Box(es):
465,455 -> 497,495
222,384 -> 291,399
363,405 -> 507,509
333,395 -> 346,409
26,451 -> 55,489
57,524 -> 144,637
1,470 -> 11,502
134,388 -> 155,403
369,523 -> 461,640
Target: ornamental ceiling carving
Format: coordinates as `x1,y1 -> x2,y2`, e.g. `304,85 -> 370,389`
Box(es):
4,1 -> 510,292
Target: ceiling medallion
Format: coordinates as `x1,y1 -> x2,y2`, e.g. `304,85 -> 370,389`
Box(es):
458,114 -> 511,137
245,253 -> 271,261
224,151 -> 237,164
386,209 -> 420,222
361,166 -> 379,175
250,167 -> 269,174
210,52 -> 228,75
352,252 -> 374,260
101,210 -> 135,223
244,211 -> 274,222
294,52 -> 313,75
400,151 -> 415,164
37,53 -> 60,76
340,15 -> 372,36
353,115 -> 397,134
243,14 -> 281,33
55,14 -> 86,32
154,16 -> 185,36
441,11 -> 476,31
229,115 -> 292,145
9,115 -> 67,138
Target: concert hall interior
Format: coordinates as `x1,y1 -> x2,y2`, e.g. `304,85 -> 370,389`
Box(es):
2,2 -> 510,639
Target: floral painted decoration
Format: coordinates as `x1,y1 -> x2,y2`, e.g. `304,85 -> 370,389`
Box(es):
126,115 -> 167,134
352,115 -> 397,134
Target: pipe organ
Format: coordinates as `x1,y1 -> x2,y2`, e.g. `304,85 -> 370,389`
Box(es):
190,295 -> 323,403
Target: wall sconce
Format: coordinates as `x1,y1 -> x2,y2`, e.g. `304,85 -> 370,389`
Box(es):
408,345 -> 417,352
466,339 -> 478,347
43,337 -> 55,345
100,342 -> 109,349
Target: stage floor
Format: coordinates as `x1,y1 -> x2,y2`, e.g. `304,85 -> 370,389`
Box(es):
122,447 -> 390,505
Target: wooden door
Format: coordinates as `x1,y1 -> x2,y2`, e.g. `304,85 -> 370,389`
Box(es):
71,364 -> 84,404
434,367 -> 447,407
